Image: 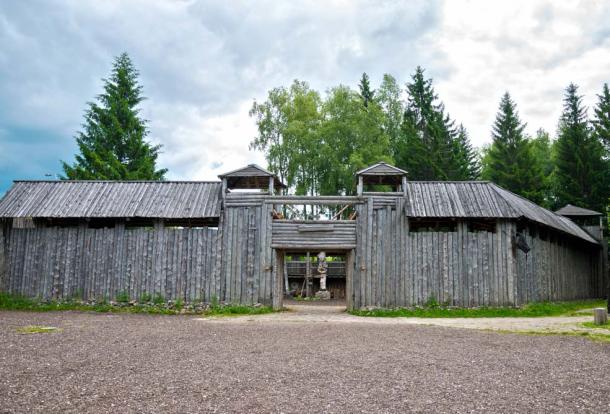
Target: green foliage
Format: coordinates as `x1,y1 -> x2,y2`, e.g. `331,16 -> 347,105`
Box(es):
139,292 -> 152,303
250,69 -> 481,204
553,83 -> 609,213
395,67 -> 479,180
204,304 -> 275,316
529,129 -> 555,208
481,92 -> 546,204
424,296 -> 440,308
250,79 -> 392,206
358,72 -> 375,107
0,293 -> 274,316
62,53 -> 167,180
349,300 -> 606,318
592,83 -> 610,153
116,291 -> 130,304
153,293 -> 165,305
376,74 -> 404,158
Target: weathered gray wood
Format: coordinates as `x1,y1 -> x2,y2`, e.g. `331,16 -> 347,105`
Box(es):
2,226 -> 219,303
594,308 -> 608,325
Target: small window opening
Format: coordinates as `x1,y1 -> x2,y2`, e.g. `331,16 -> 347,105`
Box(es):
410,219 -> 456,233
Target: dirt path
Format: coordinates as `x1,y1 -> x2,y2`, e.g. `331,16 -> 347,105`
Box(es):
198,303 -> 605,335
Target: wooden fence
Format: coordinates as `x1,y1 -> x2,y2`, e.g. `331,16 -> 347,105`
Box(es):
1,226 -> 219,302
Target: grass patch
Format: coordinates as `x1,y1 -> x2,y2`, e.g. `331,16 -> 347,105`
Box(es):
0,293 -> 274,316
495,329 -> 610,344
581,321 -> 610,330
16,325 -> 61,334
349,300 -> 606,318
204,304 -> 275,316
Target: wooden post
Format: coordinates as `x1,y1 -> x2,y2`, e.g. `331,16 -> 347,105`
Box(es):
305,251 -> 312,298
221,178 -> 227,201
283,254 -> 289,295
268,176 -> 274,195
0,220 -> 7,291
272,249 -> 283,310
357,176 -> 363,196
594,308 -> 608,325
402,176 -> 408,197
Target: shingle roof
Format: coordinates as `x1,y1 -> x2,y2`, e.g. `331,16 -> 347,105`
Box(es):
0,181 -> 222,219
404,181 -> 598,244
356,162 -> 407,176
555,204 -> 603,217
218,164 -> 286,188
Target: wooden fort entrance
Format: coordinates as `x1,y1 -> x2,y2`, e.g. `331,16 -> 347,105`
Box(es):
284,252 -> 347,299
274,249 -> 354,310
269,197 -> 360,310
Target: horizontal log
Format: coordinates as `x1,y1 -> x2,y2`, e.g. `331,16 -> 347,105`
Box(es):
264,196 -> 364,205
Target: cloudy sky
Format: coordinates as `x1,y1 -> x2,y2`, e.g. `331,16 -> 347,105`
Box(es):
1,0 -> 609,194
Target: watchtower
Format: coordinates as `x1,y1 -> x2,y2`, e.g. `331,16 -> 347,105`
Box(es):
218,164 -> 286,199
556,204 -> 604,241
355,162 -> 408,196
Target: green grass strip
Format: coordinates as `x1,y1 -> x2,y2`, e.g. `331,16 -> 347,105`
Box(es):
349,300 -> 607,318
0,293 -> 274,316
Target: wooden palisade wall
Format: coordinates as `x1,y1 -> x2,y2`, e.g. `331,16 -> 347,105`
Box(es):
0,195 -> 603,309
215,194 -> 275,306
1,225 -> 219,303
351,196 -> 602,309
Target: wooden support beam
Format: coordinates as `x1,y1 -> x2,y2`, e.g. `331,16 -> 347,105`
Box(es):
264,196 -> 364,205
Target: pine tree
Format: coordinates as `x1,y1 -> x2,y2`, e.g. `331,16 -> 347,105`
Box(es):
358,72 -> 375,107
553,83 -> 608,212
62,53 -> 167,180
481,92 -> 544,203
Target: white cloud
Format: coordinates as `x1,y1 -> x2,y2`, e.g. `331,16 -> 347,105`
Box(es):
1,0 -> 609,192
432,0 -> 610,145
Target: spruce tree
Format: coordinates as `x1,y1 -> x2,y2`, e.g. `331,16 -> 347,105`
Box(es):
554,83 -> 607,212
529,128 -> 554,208
358,72 -> 375,107
593,83 -> 610,154
396,67 -> 477,180
62,53 -> 167,180
453,124 -> 480,180
481,92 -> 543,203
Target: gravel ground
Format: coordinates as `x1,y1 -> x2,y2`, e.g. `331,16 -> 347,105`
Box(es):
216,303 -> 604,335
1,310 -> 609,413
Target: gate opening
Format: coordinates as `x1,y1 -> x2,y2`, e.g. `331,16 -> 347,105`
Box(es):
277,249 -> 353,310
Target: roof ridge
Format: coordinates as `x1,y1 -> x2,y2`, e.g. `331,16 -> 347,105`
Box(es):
407,180 -> 491,184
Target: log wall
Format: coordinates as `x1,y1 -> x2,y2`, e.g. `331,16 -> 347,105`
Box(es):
0,225 -> 219,302
516,229 -> 604,303
351,197 -> 603,309
215,202 -> 275,305
0,195 -> 603,309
